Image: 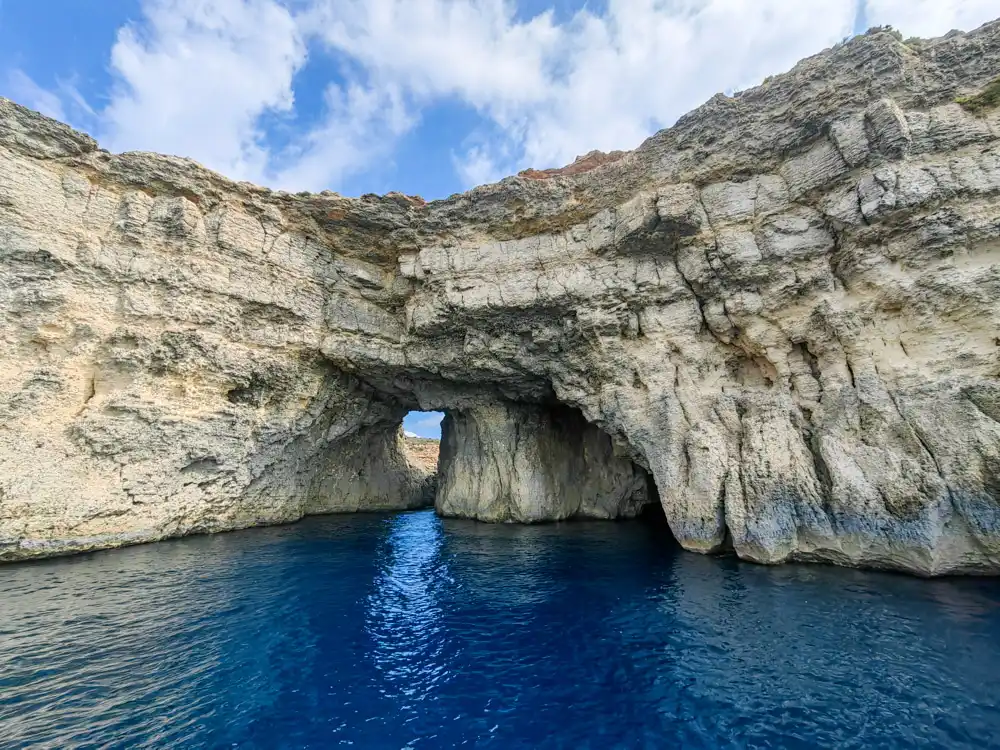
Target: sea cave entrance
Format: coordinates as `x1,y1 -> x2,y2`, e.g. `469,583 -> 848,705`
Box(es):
391,401 -> 666,530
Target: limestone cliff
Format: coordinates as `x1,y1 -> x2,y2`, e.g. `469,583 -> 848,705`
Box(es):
2,21 -> 1000,574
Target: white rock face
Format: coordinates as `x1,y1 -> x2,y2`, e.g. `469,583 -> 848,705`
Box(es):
0,106 -> 435,561
2,23 -> 1000,574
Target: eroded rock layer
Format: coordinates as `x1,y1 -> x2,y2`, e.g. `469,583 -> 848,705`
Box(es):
2,22 -> 1000,573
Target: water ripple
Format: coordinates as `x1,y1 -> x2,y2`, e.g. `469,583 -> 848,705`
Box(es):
0,511 -> 999,748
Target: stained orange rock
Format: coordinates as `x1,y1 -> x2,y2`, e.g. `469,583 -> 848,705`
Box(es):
518,149 -> 626,180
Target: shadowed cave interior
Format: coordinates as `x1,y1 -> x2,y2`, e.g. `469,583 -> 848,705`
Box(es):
389,395 -> 667,531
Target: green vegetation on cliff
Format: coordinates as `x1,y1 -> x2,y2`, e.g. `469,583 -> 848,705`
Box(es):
957,76 -> 1000,114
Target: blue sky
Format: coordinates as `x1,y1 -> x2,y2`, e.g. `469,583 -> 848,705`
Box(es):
1,0 -> 993,439
3,1 -> 995,201
403,411 -> 445,439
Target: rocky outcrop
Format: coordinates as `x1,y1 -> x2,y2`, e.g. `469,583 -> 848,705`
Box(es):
0,111 -> 435,561
402,434 -> 440,474
2,21 -> 1000,574
436,404 -> 650,522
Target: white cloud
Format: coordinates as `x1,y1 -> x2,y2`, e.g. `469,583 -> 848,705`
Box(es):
5,70 -> 66,121
864,0 -> 998,38
403,411 -> 444,438
102,0 -> 306,183
6,0 -> 997,194
266,79 -> 414,191
451,135 -> 515,187
97,0 -> 420,191
57,77 -> 98,120
305,0 -> 862,182
301,0 -> 561,107
517,0 -> 859,171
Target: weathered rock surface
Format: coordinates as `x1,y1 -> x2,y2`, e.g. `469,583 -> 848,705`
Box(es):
436,404 -> 650,522
3,21 -> 1000,573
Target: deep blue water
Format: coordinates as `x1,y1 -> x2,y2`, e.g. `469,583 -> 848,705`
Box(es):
2,511 -> 1000,749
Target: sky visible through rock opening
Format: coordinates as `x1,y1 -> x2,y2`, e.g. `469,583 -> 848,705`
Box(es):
1,0 -> 996,202
403,411 -> 445,440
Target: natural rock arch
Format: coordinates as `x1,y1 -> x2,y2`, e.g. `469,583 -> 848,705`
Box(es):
2,22 -> 1000,575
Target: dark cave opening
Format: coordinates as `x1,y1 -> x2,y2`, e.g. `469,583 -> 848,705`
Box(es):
428,399 -> 667,528
636,471 -> 669,526
376,378 -> 675,542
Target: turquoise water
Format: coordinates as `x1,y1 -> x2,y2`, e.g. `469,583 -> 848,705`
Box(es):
1,510 -> 999,748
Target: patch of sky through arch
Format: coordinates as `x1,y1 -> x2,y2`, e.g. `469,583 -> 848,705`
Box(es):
403,411 -> 444,440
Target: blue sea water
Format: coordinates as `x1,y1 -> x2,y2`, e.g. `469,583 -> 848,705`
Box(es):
1,510 -> 1000,749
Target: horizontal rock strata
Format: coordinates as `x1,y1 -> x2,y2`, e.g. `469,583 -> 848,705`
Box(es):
2,21 -> 1000,573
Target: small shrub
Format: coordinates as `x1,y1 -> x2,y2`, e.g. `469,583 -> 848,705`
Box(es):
956,77 -> 1000,115
863,25 -> 902,41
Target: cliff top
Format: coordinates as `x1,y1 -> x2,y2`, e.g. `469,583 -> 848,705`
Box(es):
1,19 -> 999,265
